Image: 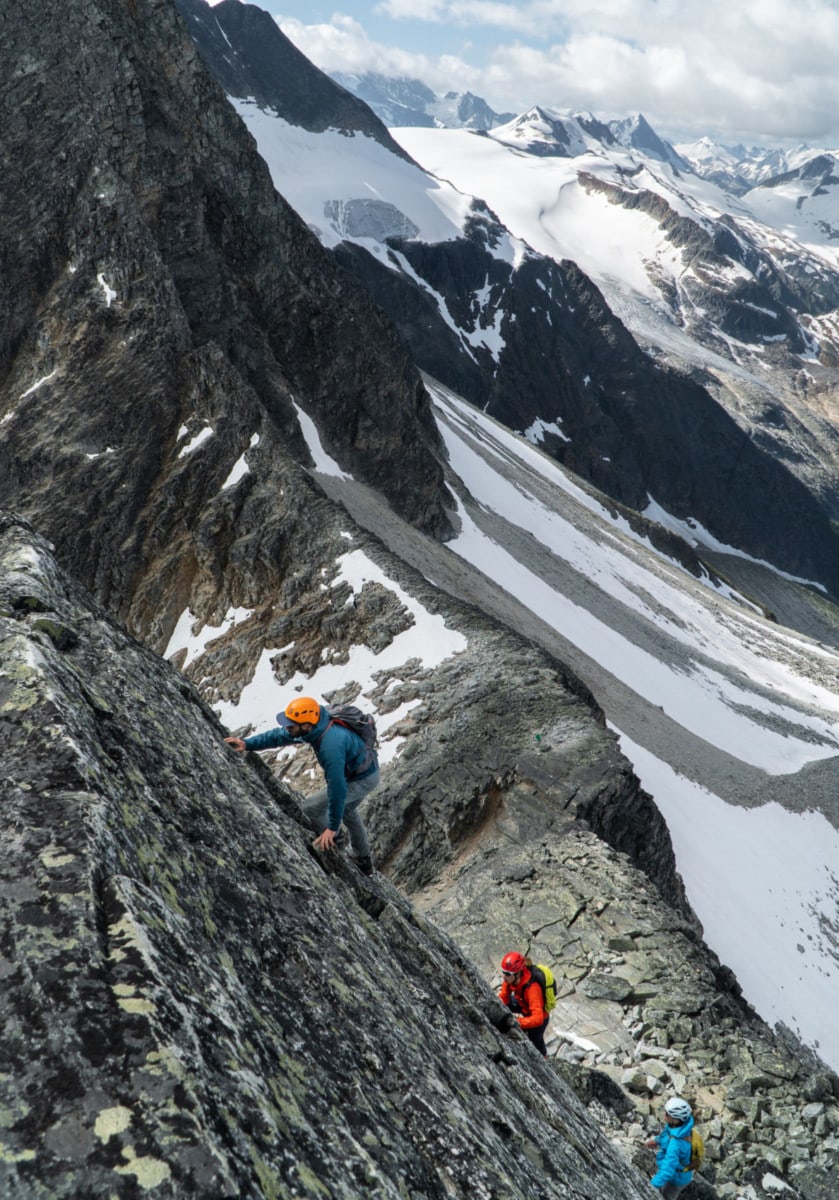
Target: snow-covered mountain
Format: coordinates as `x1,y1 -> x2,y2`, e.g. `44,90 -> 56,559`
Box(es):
610,112 -> 690,167
678,136 -> 839,195
330,71 -> 514,130
8,1 -> 839,1194
172,1 -> 839,586
172,2 -> 839,600
491,105 -> 687,169
393,119 -> 839,527
396,113 -> 839,357
741,152 -> 839,243
223,91 -> 839,596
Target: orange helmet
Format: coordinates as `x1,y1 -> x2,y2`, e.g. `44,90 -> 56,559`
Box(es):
277,697 -> 321,727
501,952 -> 526,975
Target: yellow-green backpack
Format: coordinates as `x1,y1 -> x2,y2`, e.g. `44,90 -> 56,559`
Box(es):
527,963 -> 557,1012
681,1129 -> 705,1173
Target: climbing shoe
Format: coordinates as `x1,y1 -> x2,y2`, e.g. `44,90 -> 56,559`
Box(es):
354,855 -> 374,876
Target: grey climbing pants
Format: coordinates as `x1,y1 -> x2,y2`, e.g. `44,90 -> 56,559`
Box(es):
301,768 -> 380,857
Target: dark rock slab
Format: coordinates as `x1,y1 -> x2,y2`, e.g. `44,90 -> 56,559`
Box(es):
0,513 -> 657,1199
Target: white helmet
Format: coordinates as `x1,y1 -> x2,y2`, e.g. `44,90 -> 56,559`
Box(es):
664,1097 -> 692,1122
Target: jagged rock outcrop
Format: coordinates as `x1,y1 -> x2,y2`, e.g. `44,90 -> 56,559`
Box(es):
4,486 -> 839,1199
195,499 -> 839,1197
412,816 -> 839,1199
296,562 -> 839,1196
0,511 -> 663,1199
361,623 -> 692,913
0,0 -> 451,634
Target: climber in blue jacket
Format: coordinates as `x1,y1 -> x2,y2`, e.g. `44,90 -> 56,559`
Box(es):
225,696 -> 379,874
645,1096 -> 694,1196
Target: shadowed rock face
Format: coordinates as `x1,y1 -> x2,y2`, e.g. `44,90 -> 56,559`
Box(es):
0,513 -> 659,1199
0,0 -> 452,630
361,627 -> 693,915
337,229 -> 839,599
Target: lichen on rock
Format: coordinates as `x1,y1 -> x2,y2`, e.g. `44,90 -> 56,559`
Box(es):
0,516 -> 657,1198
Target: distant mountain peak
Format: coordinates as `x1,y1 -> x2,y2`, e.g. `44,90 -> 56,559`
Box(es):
330,71 -> 514,130
485,105 -> 689,166
799,152 -> 838,179
608,112 -> 688,168
678,138 -> 839,195
490,106 -> 626,159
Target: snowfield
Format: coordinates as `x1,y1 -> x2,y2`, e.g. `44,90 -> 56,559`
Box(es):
273,373 -> 839,1071
212,96 -> 839,1069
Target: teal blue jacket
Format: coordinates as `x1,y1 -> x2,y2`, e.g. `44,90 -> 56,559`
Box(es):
650,1116 -> 694,1188
244,709 -> 377,830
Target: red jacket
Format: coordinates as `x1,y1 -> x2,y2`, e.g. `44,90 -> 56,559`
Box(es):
499,967 -> 547,1030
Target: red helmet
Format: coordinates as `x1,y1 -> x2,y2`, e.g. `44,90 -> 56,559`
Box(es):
501,952 -> 526,975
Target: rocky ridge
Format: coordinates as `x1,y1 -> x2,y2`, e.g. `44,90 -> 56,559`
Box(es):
0,512 -> 665,1200
4,488 -> 839,1199
415,820 -> 839,1200
210,489 -> 839,1199
174,0 -> 415,159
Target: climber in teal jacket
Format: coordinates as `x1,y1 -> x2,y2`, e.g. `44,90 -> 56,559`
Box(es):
645,1096 -> 694,1196
225,696 -> 379,874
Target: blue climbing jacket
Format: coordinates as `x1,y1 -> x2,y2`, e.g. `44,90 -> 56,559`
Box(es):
243,708 -> 377,831
650,1115 -> 694,1188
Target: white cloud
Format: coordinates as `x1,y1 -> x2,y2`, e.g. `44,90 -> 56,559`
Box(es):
377,0 -> 541,29
279,15 -> 473,86
277,1 -> 839,144
376,0 -> 449,17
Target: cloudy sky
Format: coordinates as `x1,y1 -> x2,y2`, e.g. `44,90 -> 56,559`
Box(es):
232,1 -> 839,147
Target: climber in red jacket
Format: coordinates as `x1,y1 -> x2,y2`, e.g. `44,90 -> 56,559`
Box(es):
498,952 -> 549,1056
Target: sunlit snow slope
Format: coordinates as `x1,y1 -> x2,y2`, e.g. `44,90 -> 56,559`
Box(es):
231,101 -> 477,253
270,370 -> 839,1070
426,381 -> 839,1068
392,124 -> 839,368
